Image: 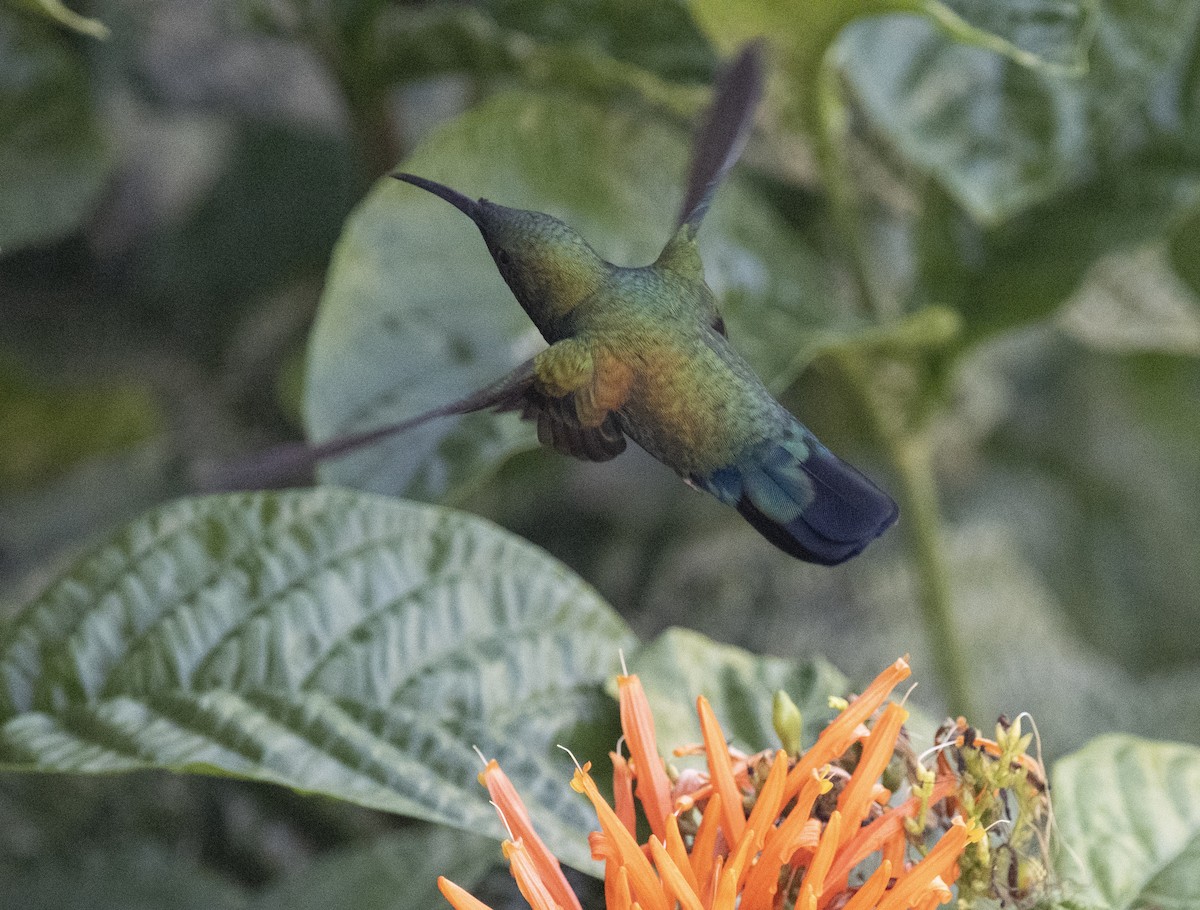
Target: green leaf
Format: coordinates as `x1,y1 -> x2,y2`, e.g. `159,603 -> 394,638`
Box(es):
914,161 -> 1200,342
306,91 -> 840,499
843,0 -> 1186,225
1052,735 -> 1200,909
0,8 -> 112,250
1058,243 -> 1200,355
626,627 -> 848,754
0,490 -> 635,870
248,0 -> 710,125
931,0 -> 1091,69
10,0 -> 108,39
860,0 -> 1200,339
690,0 -> 1089,132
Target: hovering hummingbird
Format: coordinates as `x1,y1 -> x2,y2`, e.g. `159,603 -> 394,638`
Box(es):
229,42 -> 898,564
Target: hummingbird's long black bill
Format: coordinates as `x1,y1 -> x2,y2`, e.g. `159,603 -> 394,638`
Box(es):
391,172 -> 478,217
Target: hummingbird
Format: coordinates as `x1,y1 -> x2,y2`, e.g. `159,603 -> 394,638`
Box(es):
226,42 -> 898,564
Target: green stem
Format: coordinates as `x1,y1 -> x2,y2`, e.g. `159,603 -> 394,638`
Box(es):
836,355 -> 974,718
814,55 -> 881,323
812,40 -> 972,715
890,431 -> 973,718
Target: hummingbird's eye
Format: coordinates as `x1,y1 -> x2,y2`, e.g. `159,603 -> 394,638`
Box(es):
495,249 -> 512,268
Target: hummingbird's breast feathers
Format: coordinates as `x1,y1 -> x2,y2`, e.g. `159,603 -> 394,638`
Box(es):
619,330 -> 788,476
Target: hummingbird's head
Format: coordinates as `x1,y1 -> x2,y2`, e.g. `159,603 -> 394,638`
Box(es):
394,173 -> 610,334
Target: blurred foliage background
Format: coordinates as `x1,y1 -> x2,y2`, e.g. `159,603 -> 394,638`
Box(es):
2,0 -> 1199,905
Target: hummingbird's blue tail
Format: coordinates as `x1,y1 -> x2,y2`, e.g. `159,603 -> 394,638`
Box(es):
693,426 -> 898,565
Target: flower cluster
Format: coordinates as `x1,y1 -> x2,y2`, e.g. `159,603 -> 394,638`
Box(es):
438,657 -> 1048,910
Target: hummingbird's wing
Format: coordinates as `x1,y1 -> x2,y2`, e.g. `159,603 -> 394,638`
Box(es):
530,394 -> 627,462
199,355 -> 626,490
677,40 -> 765,233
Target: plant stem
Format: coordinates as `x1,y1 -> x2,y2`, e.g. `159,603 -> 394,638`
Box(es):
814,57 -> 881,323
836,355 -> 973,718
889,430 -> 973,718
813,46 -> 973,716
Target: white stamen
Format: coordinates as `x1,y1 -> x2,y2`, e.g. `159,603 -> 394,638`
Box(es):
557,743 -> 584,771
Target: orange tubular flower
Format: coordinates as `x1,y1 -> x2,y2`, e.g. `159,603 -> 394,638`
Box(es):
877,818 -> 978,910
571,762 -> 670,910
440,876 -> 497,910
840,860 -> 893,910
610,750 -> 638,836
837,703 -> 909,843
702,854 -> 725,909
915,876 -> 953,910
741,773 -> 831,910
882,825 -> 908,872
648,836 -> 704,910
824,775 -> 957,899
618,674 -> 674,840
725,750 -> 788,890
608,865 -> 632,910
437,657 -> 1027,910
784,657 -> 911,800
481,761 -> 582,910
689,790 -> 723,890
665,814 -> 702,897
711,864 -> 738,910
697,696 -> 747,845
506,839 -> 566,910
799,810 -> 842,900
742,751 -> 788,843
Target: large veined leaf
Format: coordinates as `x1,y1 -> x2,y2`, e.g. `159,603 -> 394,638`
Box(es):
249,0 -> 712,111
844,0 -> 1199,225
913,160 -> 1200,344
0,490 -> 636,870
854,0 -> 1200,341
0,8 -> 112,250
627,626 -> 849,755
690,0 -> 1089,134
1052,735 -> 1200,909
305,90 -> 841,500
